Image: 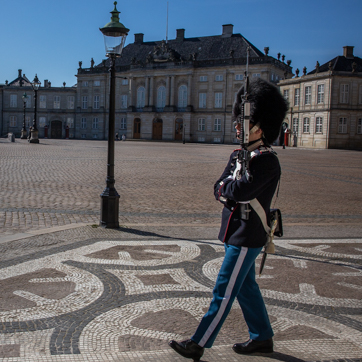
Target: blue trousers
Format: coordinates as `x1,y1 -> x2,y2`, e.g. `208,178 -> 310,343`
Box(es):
191,244 -> 273,348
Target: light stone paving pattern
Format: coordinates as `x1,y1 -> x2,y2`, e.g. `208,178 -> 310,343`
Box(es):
0,139 -> 362,361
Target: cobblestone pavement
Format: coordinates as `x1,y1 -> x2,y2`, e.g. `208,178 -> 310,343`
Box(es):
0,139 -> 361,361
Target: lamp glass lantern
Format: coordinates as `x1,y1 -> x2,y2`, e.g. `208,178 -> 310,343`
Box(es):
31,74 -> 41,91
100,1 -> 129,56
22,92 -> 28,104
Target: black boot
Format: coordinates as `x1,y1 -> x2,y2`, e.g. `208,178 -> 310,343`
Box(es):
169,339 -> 204,361
232,338 -> 273,354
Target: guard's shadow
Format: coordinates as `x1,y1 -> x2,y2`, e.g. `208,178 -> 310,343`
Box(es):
199,351 -> 307,362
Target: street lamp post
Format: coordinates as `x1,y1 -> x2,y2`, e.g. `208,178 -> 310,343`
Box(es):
21,92 -> 28,139
29,74 -> 41,144
99,1 -> 129,228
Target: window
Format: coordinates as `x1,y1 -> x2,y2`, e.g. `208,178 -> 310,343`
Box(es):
214,118 -> 221,131
252,73 -> 261,78
317,84 -> 324,104
199,93 -> 206,108
235,74 -> 243,81
198,118 -> 205,131
81,117 -> 87,129
67,117 -> 74,128
82,96 -> 88,109
10,95 -> 17,107
93,95 -> 100,109
67,96 -> 74,109
294,88 -> 300,106
120,117 -> 127,130
39,95 -> 46,108
92,118 -> 98,129
94,80 -> 101,86
24,95 -> 31,108
338,118 -> 347,133
25,116 -> 31,128
340,84 -> 349,104
305,86 -> 311,105
137,86 -> 145,108
283,89 -> 289,101
303,117 -> 310,133
121,94 -> 128,109
82,81 -> 88,87
54,96 -> 60,109
9,116 -> 17,127
292,118 -> 299,134
81,134 -> 86,139
92,134 -> 98,139
121,79 -> 128,85
359,86 -> 362,104
39,117 -> 46,128
157,86 -> 166,109
199,76 -> 207,82
357,119 -> 362,134
215,93 -> 223,108
215,75 -> 223,81
178,85 -> 187,108
315,117 -> 323,133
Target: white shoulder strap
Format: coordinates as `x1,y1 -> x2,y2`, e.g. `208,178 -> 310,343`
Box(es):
249,198 -> 270,234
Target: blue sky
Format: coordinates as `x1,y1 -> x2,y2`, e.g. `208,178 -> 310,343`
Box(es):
1,0 -> 361,87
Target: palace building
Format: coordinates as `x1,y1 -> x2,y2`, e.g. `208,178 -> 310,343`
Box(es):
0,25 -> 292,143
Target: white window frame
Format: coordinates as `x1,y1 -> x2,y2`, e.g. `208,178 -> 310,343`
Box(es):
39,95 -> 46,109
82,96 -> 88,109
54,96 -> 60,109
305,86 -> 311,105
215,75 -> 223,82
10,94 -> 17,108
294,88 -> 300,106
81,134 -> 86,139
292,118 -> 299,134
198,118 -> 206,131
235,74 -> 243,81
39,117 -> 46,128
92,117 -> 99,129
67,96 -> 75,109
252,73 -> 261,78
137,86 -> 145,108
67,117 -> 74,128
357,119 -> 362,134
121,79 -> 128,85
199,93 -> 206,108
199,76 -> 207,82
157,86 -> 166,109
215,93 -> 223,108
214,118 -> 222,132
25,116 -> 31,128
315,117 -> 323,133
121,94 -> 128,109
340,84 -> 349,104
338,118 -> 347,133
94,80 -> 101,86
93,95 -> 100,109
81,117 -> 87,129
317,84 -> 324,104
120,117 -> 127,130
9,116 -> 17,127
283,89 -> 289,101
82,81 -> 88,87
303,117 -> 310,133
178,85 -> 187,108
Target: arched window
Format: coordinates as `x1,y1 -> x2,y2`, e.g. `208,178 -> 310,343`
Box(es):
137,86 -> 145,108
157,86 -> 166,109
178,85 -> 187,108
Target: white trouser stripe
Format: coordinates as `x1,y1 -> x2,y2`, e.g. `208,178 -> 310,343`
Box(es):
199,247 -> 248,347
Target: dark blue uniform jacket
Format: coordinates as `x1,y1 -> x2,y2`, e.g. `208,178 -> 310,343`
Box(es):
214,148 -> 281,248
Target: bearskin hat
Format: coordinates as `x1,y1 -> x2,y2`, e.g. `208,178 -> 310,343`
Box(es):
233,78 -> 288,144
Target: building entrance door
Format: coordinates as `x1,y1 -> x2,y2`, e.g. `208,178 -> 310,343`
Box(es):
134,118 -> 141,139
152,119 -> 163,140
175,118 -> 183,140
51,121 -> 62,139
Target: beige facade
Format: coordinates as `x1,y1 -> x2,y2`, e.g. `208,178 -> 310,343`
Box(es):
278,46 -> 362,150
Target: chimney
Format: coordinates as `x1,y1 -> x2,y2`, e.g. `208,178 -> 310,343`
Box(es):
134,33 -> 144,44
343,46 -> 354,59
44,80 -> 49,88
18,69 -> 22,78
176,29 -> 185,41
222,24 -> 233,38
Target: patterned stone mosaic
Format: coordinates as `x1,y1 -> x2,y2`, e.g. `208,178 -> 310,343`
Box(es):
0,237 -> 361,361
